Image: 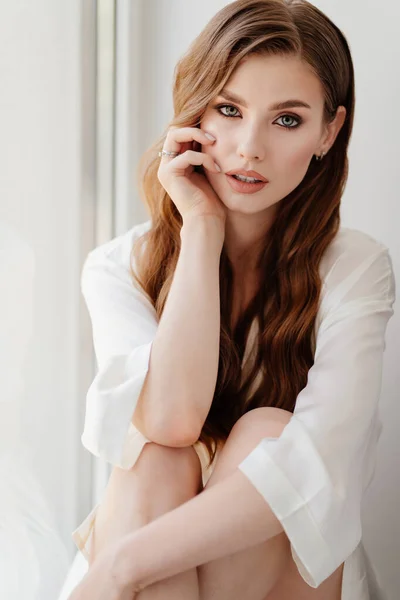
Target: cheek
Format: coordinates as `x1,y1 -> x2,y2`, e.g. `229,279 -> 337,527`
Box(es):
282,138 -> 316,173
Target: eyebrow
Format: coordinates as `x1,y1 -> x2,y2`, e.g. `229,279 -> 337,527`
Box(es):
218,88 -> 312,111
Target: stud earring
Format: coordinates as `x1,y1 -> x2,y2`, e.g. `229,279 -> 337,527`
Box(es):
315,151 -> 325,161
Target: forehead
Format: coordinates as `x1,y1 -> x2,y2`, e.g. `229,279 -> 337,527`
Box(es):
224,54 -> 324,109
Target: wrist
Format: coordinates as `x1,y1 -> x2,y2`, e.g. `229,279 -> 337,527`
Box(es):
180,214 -> 225,247
115,533 -> 143,592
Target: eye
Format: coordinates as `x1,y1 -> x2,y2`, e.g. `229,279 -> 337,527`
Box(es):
213,103 -> 303,130
275,114 -> 302,130
215,104 -> 241,118
214,104 -> 241,118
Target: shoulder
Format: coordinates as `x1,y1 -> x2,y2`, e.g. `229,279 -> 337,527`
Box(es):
83,219 -> 152,273
318,226 -> 395,318
320,226 -> 391,284
80,219 -> 153,300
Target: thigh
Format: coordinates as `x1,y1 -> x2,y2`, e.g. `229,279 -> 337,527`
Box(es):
197,407 -> 293,600
265,559 -> 345,600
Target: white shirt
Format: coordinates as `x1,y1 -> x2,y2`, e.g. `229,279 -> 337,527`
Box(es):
77,219 -> 395,600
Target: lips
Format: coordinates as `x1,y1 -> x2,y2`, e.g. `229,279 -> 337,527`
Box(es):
225,173 -> 268,194
226,169 -> 268,182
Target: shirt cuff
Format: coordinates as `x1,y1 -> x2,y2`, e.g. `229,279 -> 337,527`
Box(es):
237,416 -> 338,588
81,340 -> 154,468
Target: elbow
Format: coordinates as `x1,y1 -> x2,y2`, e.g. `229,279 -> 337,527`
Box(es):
150,413 -> 201,448
134,385 -> 201,447
132,409 -> 200,447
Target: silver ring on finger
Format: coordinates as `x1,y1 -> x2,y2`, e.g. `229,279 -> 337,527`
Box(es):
158,150 -> 180,158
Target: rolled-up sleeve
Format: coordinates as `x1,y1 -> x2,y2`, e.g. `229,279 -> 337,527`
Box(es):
80,231 -> 158,469
237,245 -> 396,588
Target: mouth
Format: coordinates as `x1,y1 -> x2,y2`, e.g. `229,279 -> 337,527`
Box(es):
229,174 -> 264,183
225,173 -> 269,194
226,169 -> 268,183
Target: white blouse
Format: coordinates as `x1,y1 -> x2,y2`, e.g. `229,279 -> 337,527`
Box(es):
75,219 -> 395,600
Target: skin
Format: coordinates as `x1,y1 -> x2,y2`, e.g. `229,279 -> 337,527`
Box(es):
198,52 -> 346,327
69,54 -> 348,600
200,53 -> 346,279
113,409 -> 344,599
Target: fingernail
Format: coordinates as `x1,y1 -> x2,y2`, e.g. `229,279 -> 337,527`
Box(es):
205,132 -> 216,141
214,162 -> 221,171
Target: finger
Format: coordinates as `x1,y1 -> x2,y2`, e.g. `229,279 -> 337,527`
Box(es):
167,149 -> 221,173
161,127 -> 216,157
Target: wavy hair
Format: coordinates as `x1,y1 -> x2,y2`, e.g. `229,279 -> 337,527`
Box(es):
129,0 -> 355,469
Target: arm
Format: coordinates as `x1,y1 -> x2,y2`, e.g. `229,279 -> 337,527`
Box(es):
117,467 -> 283,592
236,243 -> 396,588
132,216 -> 225,444
80,217 -> 224,468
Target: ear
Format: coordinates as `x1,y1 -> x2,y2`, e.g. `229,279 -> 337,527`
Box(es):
319,105 -> 347,154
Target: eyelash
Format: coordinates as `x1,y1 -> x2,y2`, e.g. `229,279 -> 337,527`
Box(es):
213,103 -> 303,130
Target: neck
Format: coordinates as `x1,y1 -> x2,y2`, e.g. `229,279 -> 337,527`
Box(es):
223,210 -> 275,275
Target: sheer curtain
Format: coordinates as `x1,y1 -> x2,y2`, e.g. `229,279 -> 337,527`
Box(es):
58,0 -> 147,596
0,1 -> 93,598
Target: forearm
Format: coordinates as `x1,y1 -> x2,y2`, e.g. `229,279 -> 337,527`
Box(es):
132,216 -> 224,443
117,468 -> 284,591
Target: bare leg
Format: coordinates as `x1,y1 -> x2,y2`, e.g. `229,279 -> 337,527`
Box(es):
89,442 -> 203,599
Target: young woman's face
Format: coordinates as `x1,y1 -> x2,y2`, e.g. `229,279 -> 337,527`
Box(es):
199,53 -> 339,216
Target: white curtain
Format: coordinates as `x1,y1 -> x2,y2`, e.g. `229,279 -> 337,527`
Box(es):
0,223 -> 70,600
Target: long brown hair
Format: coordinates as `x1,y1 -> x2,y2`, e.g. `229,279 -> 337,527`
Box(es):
130,0 -> 355,468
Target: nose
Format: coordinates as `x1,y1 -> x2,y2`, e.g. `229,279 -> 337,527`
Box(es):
236,127 -> 266,162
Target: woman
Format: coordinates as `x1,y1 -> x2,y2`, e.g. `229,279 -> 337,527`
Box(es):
69,0 -> 395,598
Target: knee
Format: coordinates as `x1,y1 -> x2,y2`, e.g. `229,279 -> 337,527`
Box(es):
134,442 -> 203,493
232,407 -> 292,440
201,408 -> 293,491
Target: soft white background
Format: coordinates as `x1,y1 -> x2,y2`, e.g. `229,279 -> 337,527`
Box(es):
0,1 -> 398,599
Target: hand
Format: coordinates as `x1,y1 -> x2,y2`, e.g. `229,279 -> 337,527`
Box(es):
157,126 -> 227,225
66,542 -> 141,600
